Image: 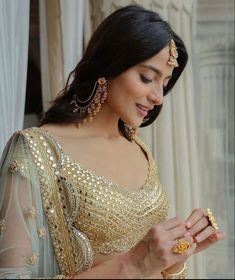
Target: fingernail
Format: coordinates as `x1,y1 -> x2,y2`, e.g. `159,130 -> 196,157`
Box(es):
186,222 -> 191,228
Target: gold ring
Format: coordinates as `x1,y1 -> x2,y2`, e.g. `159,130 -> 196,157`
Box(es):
172,239 -> 191,254
206,208 -> 219,230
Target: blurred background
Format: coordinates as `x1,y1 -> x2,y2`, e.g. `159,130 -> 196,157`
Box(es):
0,0 -> 234,278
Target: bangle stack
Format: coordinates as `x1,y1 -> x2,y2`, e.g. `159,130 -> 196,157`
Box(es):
161,262 -> 187,279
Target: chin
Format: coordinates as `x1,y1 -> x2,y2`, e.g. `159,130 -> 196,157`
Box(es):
128,119 -> 143,128
122,114 -> 143,128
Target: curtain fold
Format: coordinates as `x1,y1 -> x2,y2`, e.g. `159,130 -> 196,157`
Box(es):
39,0 -> 64,111
0,0 -> 30,156
60,0 -> 85,82
39,0 -> 85,111
193,1 -> 234,277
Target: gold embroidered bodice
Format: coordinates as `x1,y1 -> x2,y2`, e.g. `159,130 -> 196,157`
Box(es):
22,127 -> 169,257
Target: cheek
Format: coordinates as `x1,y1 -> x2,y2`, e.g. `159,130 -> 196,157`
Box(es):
108,73 -> 145,103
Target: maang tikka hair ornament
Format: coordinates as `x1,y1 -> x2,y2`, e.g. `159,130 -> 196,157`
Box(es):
168,38 -> 179,68
71,77 -> 108,127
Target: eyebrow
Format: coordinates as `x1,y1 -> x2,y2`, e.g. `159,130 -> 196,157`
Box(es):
139,64 -> 172,79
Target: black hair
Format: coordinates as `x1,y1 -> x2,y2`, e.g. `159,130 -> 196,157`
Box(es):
40,4 -> 188,140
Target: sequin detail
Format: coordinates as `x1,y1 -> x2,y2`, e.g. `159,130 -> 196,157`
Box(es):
38,127 -> 168,254
28,253 -> 39,265
22,129 -> 93,276
9,160 -> 19,172
29,206 -> 36,218
58,154 -> 168,254
38,226 -> 46,239
21,127 -> 169,274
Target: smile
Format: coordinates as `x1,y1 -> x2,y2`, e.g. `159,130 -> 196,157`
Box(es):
136,104 -> 149,117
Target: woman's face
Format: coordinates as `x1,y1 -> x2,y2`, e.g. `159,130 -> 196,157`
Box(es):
106,46 -> 174,128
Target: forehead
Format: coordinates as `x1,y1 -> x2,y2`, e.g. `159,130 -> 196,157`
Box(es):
137,46 -> 173,76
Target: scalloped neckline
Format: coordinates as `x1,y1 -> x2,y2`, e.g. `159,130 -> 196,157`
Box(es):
35,127 -> 152,192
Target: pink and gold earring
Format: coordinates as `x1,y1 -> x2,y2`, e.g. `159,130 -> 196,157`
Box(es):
71,77 -> 108,127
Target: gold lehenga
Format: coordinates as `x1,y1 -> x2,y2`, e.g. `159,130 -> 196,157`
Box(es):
0,127 -> 168,278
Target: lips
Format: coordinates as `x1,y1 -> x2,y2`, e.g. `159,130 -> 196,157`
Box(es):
136,104 -> 153,111
136,104 -> 153,117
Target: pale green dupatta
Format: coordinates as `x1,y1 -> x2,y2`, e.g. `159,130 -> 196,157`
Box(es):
0,128 -> 91,279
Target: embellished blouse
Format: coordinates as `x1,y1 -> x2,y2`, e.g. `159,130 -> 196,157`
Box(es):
0,127 -> 168,279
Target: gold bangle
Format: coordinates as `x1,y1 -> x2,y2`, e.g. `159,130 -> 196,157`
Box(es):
161,262 -> 187,279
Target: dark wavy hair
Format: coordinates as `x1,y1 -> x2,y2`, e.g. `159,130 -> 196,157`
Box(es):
40,4 -> 188,140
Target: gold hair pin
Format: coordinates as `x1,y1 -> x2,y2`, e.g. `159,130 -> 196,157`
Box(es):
168,39 -> 179,67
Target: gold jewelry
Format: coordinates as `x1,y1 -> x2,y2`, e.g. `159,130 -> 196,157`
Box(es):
71,77 -> 108,125
168,39 -> 179,68
206,208 -> 219,230
162,262 -> 187,279
124,124 -> 137,141
172,239 -> 190,254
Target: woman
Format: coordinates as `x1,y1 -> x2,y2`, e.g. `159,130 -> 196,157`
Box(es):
0,5 -> 225,279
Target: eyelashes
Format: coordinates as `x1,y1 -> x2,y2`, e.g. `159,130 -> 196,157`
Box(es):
140,73 -> 170,89
140,74 -> 152,84
140,74 -> 169,90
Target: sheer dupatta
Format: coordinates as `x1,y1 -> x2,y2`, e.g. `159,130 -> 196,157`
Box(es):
0,128 -> 94,279
0,131 -> 59,278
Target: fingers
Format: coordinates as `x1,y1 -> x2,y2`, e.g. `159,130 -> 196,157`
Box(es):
169,224 -> 187,240
186,217 -> 209,237
148,216 -> 186,240
172,236 -> 194,248
185,208 -> 205,228
194,226 -> 215,242
163,216 -> 186,230
215,230 -> 226,240
181,242 -> 197,258
196,230 -> 226,244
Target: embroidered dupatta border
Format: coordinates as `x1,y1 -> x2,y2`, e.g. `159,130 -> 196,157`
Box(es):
21,130 -> 78,276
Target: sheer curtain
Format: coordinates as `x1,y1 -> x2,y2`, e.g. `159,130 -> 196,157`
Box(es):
39,0 -> 85,111
39,0 -> 64,111
192,0 -> 234,278
60,0 -> 85,82
0,0 -> 30,155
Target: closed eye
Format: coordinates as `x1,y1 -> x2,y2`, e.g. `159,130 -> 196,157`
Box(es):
140,74 -> 152,84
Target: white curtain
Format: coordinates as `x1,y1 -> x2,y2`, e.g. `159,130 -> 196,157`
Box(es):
88,0 -> 204,278
39,0 -> 86,111
0,0 -> 30,155
193,0 -> 234,278
39,0 -> 51,112
60,0 -> 85,82
39,0 -> 64,111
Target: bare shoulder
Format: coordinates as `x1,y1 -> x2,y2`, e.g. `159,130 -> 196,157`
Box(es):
39,123 -> 80,138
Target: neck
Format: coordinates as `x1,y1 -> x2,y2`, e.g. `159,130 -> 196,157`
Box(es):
78,104 -> 122,139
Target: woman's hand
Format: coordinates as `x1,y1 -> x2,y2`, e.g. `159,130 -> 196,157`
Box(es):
184,208 -> 226,254
126,217 -> 197,278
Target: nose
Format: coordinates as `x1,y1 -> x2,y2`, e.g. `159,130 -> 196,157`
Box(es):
148,87 -> 164,106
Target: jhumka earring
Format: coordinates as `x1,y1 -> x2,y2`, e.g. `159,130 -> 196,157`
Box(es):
71,77 -> 108,127
167,38 -> 179,68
